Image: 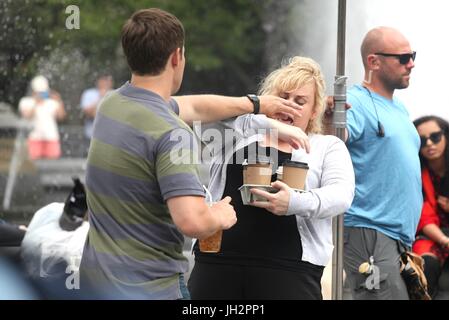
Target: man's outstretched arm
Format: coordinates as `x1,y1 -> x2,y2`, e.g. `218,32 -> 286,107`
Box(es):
173,94 -> 302,126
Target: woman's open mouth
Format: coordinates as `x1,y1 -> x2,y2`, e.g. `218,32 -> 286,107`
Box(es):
277,115 -> 294,125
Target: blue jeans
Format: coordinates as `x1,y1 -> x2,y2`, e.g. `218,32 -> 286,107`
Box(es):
179,273 -> 191,300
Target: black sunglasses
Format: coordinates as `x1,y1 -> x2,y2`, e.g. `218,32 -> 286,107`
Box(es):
375,51 -> 416,65
420,130 -> 444,148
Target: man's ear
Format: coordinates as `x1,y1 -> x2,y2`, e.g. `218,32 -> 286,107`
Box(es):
170,48 -> 182,67
367,54 -> 380,70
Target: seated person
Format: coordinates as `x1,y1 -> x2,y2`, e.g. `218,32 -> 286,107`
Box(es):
413,116 -> 449,298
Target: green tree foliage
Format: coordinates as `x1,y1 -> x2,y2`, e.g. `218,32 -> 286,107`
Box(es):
0,0 -> 269,117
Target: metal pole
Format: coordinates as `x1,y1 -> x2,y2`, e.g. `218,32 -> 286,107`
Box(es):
3,124 -> 27,210
331,0 -> 347,300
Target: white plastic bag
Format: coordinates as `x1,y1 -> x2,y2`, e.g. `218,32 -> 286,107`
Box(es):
21,203 -> 89,278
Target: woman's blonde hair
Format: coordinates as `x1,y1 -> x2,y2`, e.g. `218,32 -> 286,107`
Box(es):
258,56 -> 326,134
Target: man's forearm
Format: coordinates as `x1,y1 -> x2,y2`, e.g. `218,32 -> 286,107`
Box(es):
174,94 -> 301,126
174,95 -> 252,126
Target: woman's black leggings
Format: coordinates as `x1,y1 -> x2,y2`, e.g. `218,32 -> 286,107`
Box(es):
188,260 -> 323,300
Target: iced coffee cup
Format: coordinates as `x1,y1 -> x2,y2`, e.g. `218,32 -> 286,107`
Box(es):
199,229 -> 223,253
282,160 -> 309,190
243,161 -> 273,185
198,201 -> 223,253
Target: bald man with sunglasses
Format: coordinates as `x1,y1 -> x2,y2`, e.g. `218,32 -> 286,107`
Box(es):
338,27 -> 423,300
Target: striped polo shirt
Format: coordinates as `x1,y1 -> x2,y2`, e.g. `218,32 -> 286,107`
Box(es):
79,82 -> 205,299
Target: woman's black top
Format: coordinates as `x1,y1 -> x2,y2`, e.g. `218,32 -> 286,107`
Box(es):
195,142 -> 322,273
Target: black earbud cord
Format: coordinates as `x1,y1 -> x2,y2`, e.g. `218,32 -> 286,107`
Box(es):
363,86 -> 385,138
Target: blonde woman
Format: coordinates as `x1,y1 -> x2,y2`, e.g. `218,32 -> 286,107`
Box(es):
188,56 -> 355,300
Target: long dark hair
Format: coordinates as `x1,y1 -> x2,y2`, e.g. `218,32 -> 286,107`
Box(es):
413,116 -> 449,173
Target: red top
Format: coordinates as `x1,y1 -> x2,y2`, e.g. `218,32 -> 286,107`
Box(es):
417,169 -> 442,233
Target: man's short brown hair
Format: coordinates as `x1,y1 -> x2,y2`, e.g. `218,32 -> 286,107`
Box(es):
121,8 -> 185,76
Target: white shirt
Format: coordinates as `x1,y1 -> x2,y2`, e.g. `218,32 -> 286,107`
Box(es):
287,134 -> 355,266
19,96 -> 60,140
203,115 -> 355,267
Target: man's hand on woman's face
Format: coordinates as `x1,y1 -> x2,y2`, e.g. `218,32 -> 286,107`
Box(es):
259,95 -> 302,121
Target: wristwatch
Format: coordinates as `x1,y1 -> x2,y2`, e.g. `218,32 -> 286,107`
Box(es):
246,94 -> 260,114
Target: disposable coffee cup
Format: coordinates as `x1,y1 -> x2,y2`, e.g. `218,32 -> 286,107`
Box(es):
276,166 -> 283,181
198,201 -> 223,253
243,161 -> 273,185
282,160 -> 309,190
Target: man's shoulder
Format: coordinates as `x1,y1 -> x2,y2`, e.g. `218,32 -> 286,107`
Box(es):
346,86 -> 372,118
114,91 -> 181,121
98,91 -> 192,143
347,85 -> 369,103
80,88 -> 101,107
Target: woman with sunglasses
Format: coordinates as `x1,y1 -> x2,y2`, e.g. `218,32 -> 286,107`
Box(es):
413,115 -> 449,298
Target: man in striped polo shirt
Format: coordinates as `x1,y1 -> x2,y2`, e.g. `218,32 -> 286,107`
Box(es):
79,8 -> 302,299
